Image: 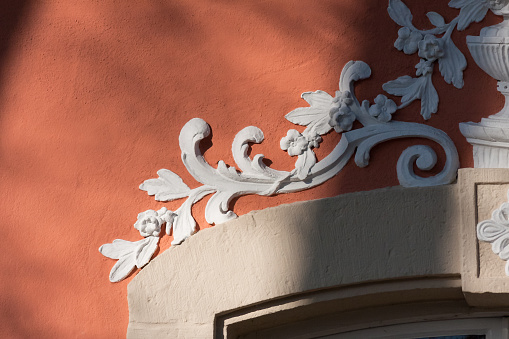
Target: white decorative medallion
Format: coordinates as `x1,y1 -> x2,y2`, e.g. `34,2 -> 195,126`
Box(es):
478,190 -> 509,276
100,0 -> 504,282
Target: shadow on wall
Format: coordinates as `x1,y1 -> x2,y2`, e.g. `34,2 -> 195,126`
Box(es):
0,0 -> 31,113
0,2 -> 61,338
0,2 -> 48,338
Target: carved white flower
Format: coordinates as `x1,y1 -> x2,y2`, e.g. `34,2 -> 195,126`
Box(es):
394,27 -> 423,54
418,35 -> 444,61
369,95 -> 397,123
334,90 -> 354,106
415,59 -> 433,76
328,91 -> 356,133
477,200 -> 509,275
280,129 -> 323,157
134,207 -> 175,237
306,132 -> 322,149
280,129 -> 308,156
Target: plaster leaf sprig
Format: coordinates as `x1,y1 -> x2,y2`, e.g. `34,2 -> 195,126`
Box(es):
384,0 -> 492,120
99,237 -> 160,282
383,70 -> 438,120
100,60 -> 459,282
139,169 -> 191,202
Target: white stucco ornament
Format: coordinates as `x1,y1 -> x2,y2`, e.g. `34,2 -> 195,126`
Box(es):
99,59 -> 460,282
386,0 -> 509,168
478,190 -> 509,276
103,0 -> 509,282
384,0 -> 472,120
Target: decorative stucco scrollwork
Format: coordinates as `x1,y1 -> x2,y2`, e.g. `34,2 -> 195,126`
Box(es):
100,59 -> 459,282
101,0 -> 504,282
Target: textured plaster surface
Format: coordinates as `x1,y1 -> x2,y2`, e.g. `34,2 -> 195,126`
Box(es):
0,0 -> 501,337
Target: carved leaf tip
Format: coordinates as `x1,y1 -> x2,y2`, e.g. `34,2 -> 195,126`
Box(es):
339,60 -> 371,90
427,12 -> 446,28
294,149 -> 316,180
388,0 -> 414,28
140,169 -> 191,201
100,237 -> 160,282
99,239 -> 137,259
134,237 -> 159,268
438,38 -> 467,89
170,206 -> 196,246
453,0 -> 489,31
109,255 -> 136,283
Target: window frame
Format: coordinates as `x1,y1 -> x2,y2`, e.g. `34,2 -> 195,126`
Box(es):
326,317 -> 509,339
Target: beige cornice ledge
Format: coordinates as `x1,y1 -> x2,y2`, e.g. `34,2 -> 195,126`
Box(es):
127,169 -> 509,338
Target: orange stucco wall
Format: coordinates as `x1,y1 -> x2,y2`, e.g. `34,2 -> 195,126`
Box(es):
0,1 -> 500,337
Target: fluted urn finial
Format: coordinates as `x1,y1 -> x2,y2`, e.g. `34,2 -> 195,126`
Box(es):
460,0 -> 509,168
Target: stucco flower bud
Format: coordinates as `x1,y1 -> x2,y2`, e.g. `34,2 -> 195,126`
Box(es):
334,90 -> 354,106
415,59 -> 433,76
306,132 -> 322,149
328,105 -> 355,133
418,35 -> 444,61
134,209 -> 164,237
157,207 -> 176,225
328,91 -> 355,133
369,94 -> 397,123
394,27 -> 423,54
280,129 -> 308,156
